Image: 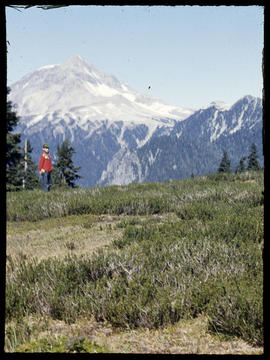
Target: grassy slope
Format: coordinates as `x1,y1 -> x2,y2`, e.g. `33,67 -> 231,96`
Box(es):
6,171 -> 264,354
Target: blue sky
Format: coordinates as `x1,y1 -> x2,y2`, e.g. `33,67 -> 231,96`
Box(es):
6,5 -> 264,109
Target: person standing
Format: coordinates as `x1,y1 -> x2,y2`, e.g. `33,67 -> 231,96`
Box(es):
38,143 -> 53,192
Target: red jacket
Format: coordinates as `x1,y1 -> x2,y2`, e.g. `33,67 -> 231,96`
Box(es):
38,151 -> 53,172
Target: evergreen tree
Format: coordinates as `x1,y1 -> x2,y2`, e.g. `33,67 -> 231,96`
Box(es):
247,143 -> 261,171
54,139 -> 82,188
217,151 -> 232,174
235,156 -> 246,174
6,88 -> 23,191
21,140 -> 40,190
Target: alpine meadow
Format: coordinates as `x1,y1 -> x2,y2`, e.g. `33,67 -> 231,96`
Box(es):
6,170 -> 264,354
6,20 -> 264,354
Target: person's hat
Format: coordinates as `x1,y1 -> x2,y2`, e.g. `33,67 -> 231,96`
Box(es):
43,143 -> 49,149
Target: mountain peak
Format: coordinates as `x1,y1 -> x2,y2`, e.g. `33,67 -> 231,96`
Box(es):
9,55 -> 194,123
201,100 -> 231,111
241,94 -> 256,101
65,54 -> 89,66
231,95 -> 262,111
68,54 -> 84,61
62,54 -> 97,71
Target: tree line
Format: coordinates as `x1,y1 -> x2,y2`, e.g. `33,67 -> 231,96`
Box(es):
6,88 -> 81,191
217,144 -> 261,174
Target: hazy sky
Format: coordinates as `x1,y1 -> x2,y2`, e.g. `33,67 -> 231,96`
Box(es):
6,5 -> 264,109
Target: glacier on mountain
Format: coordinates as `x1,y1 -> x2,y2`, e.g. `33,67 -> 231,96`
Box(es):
9,55 -> 194,127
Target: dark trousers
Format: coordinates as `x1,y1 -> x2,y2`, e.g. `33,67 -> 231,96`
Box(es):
41,171 -> 52,192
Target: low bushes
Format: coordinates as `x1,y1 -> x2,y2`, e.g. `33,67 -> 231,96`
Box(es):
6,186 -> 170,222
7,171 -> 263,222
6,171 -> 264,349
6,219 -> 263,345
207,274 -> 263,346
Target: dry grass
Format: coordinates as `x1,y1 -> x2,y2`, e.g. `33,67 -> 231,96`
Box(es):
6,214 -> 123,260
100,314 -> 263,354
12,313 -> 263,354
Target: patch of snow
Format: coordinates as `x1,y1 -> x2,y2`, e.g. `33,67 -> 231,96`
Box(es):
122,92 -> 136,102
148,149 -> 160,165
53,124 -> 65,137
209,110 -> 220,142
38,64 -> 58,71
229,106 -> 247,134
121,84 -> 130,91
83,67 -> 101,80
22,82 -> 30,89
210,112 -> 227,142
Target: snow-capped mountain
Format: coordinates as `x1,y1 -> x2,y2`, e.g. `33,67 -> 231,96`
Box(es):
172,95 -> 262,142
8,55 -> 263,187
99,95 -> 263,185
10,54 -> 193,126
8,55 -> 194,186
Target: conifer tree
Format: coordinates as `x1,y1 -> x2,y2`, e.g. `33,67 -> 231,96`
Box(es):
6,88 -> 23,191
21,140 -> 40,190
235,157 -> 246,174
54,139 -> 82,188
217,151 -> 232,174
247,143 -> 261,171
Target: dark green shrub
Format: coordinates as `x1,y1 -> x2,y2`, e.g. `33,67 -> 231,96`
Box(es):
176,202 -> 218,221
207,275 -> 263,346
116,216 -> 142,228
113,224 -> 158,249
